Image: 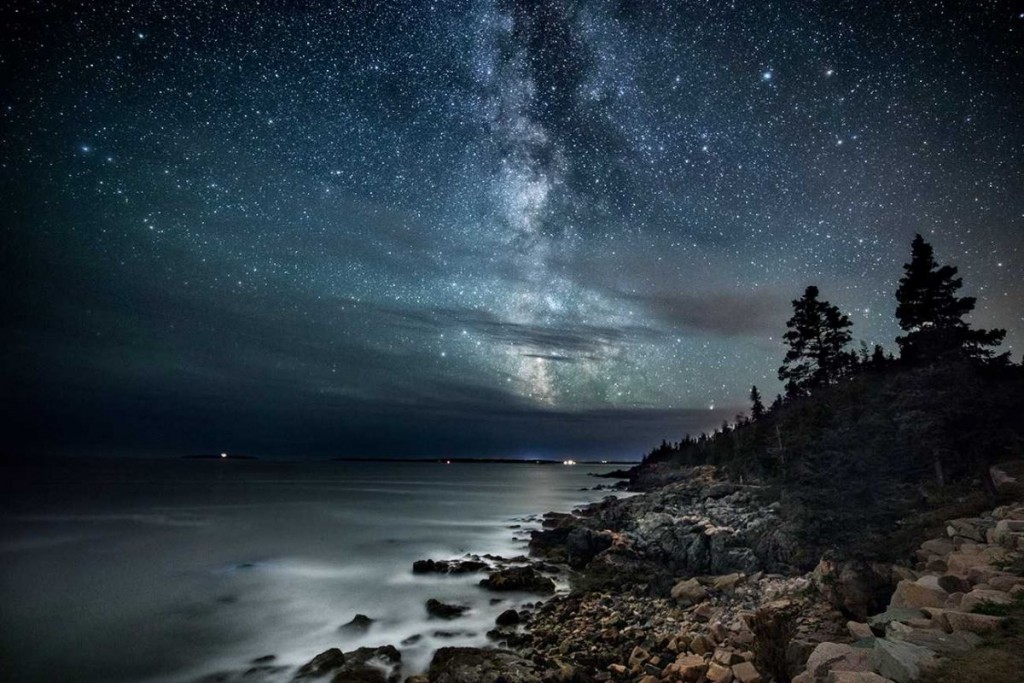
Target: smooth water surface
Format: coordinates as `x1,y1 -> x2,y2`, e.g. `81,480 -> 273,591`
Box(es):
0,458 -> 626,682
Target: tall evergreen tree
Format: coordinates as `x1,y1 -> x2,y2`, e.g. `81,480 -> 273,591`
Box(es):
750,385 -> 765,420
895,234 -> 1006,363
778,286 -> 855,396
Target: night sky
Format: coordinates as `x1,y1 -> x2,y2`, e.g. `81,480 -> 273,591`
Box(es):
3,1 -> 1022,459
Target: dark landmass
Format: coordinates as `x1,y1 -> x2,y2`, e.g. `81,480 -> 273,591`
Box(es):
331,457 -> 640,465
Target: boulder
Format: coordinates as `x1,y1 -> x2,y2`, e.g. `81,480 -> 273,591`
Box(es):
479,567 -> 555,593
671,654 -> 707,681
846,621 -> 873,640
936,574 -> 971,594
705,661 -> 734,683
813,559 -> 895,620
713,573 -> 745,593
295,648 -> 346,678
295,645 -> 401,683
495,609 -> 520,627
886,625 -> 980,656
335,645 -> 401,683
942,610 -> 1006,634
566,527 -> 613,569
426,647 -> 541,683
412,559 -> 488,574
803,643 -> 874,680
425,599 -> 469,619
866,608 -> 925,636
827,673 -> 894,683
671,578 -> 708,606
731,661 -> 761,683
888,580 -> 947,610
871,639 -> 937,683
959,588 -> 1011,613
339,614 -> 374,633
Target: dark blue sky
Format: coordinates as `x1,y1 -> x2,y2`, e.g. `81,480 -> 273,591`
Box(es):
3,1 -> 1022,458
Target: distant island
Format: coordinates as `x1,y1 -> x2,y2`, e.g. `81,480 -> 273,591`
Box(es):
331,457 -> 639,465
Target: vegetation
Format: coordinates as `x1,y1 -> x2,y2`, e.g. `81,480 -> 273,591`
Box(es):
640,234 -> 1024,563
919,592 -> 1024,683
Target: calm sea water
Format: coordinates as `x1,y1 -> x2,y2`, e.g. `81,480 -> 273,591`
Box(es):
0,458 -> 628,682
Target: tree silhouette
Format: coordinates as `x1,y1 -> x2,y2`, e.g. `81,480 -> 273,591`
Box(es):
750,385 -> 766,420
778,286 -> 855,396
895,234 -> 1006,364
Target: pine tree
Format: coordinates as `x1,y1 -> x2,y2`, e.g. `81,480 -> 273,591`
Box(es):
895,234 -> 1006,363
750,385 -> 765,420
778,286 -> 855,396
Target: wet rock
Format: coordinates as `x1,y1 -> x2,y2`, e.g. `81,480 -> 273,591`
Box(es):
340,614 -> 375,633
426,647 -> 541,683
566,527 -> 613,569
425,599 -> 469,619
495,609 -> 520,627
479,566 -> 555,593
331,645 -> 402,683
412,559 -> 488,575
295,648 -> 346,678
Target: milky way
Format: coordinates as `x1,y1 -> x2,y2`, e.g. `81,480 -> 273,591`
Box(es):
3,1 -> 1022,458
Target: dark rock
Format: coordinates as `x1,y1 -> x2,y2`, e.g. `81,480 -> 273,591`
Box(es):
328,645 -> 401,683
250,655 -> 276,665
412,559 -> 488,575
295,648 -> 346,678
566,527 -> 613,569
339,614 -> 374,633
480,566 -> 556,593
401,634 -> 423,645
812,557 -> 896,620
496,609 -> 520,626
426,647 -> 542,683
426,598 -> 469,619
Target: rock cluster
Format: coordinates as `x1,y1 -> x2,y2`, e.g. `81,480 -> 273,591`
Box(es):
791,504 -> 1024,683
518,572 -> 846,682
529,467 -> 803,589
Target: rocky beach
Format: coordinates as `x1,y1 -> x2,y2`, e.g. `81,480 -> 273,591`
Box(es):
200,461 -> 1024,683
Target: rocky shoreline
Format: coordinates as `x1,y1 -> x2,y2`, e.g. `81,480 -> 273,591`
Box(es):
200,464 -> 1024,683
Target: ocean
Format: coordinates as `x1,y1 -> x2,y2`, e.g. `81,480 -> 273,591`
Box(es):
0,458 -> 629,682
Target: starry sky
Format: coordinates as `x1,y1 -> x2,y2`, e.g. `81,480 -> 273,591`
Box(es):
3,1 -> 1022,459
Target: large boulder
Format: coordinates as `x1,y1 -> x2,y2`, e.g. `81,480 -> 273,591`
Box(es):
295,646 -> 401,683
888,579 -> 947,610
426,599 -> 469,619
479,566 -> 555,593
670,578 -> 708,606
295,649 -> 346,678
813,559 -> 895,620
803,643 -> 874,681
413,559 -> 488,575
959,588 -> 1011,613
942,610 -> 1006,634
870,639 -> 937,683
827,673 -> 894,683
566,527 -> 613,569
426,647 -> 541,683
